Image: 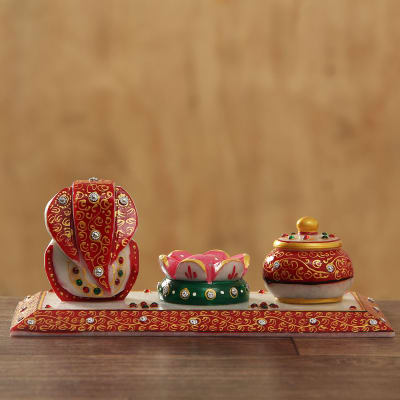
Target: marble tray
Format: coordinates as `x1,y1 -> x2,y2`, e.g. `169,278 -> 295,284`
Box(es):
10,290 -> 394,337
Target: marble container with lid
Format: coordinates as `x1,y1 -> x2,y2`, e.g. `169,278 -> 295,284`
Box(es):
263,216 -> 354,304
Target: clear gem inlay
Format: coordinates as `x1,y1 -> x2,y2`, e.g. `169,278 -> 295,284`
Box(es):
91,230 -> 101,241
88,192 -> 100,203
119,196 -> 129,206
326,264 -> 335,273
180,288 -> 190,299
58,195 -> 68,205
94,266 -> 104,277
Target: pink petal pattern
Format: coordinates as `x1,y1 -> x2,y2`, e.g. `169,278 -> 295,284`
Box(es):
159,250 -> 250,283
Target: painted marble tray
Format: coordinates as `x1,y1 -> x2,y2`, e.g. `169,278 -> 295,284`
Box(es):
10,290 -> 394,337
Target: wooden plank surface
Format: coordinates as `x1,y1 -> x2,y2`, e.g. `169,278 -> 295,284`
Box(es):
294,301 -> 400,356
1,297 -> 399,399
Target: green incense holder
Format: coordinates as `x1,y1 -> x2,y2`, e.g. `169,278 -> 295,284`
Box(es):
158,278 -> 249,306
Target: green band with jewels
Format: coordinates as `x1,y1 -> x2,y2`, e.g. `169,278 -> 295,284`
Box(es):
158,278 -> 249,305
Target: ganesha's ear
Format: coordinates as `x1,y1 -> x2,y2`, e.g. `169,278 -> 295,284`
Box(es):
45,186 -> 80,262
110,186 -> 138,261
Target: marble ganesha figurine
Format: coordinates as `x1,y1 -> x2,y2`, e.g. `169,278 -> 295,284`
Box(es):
44,178 -> 139,301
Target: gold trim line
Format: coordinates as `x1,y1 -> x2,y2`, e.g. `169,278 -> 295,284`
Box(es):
273,240 -> 342,250
278,296 -> 343,304
38,291 -> 46,310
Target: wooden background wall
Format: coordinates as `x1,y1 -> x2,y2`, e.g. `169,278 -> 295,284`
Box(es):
1,0 -> 399,299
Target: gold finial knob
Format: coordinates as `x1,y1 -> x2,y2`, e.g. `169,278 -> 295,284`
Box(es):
296,216 -> 319,233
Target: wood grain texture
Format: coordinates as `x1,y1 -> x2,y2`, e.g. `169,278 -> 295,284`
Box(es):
1,297 -> 399,400
294,300 -> 400,356
1,0 -> 400,298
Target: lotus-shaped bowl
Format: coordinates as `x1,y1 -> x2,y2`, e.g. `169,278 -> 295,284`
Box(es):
158,250 -> 250,305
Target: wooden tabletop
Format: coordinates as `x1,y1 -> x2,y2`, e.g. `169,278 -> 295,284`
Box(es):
1,297 -> 399,399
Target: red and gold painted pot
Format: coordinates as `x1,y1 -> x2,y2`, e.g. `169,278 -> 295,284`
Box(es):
263,216 -> 353,304
44,178 -> 139,301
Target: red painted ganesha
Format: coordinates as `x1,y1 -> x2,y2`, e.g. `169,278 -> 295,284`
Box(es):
263,216 -> 354,304
44,178 -> 139,301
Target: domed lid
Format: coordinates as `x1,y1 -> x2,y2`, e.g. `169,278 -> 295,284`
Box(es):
273,216 -> 342,250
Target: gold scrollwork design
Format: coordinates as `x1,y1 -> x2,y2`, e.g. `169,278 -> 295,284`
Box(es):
265,248 -> 352,282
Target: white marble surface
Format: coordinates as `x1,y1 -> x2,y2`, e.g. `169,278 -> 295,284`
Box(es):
42,290 -> 363,311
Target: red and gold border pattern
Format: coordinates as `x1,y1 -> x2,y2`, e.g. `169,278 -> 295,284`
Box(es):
264,248 -> 353,283
110,186 -> 138,262
10,292 -> 44,329
46,187 -> 79,262
72,180 -> 115,291
10,292 -> 393,336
